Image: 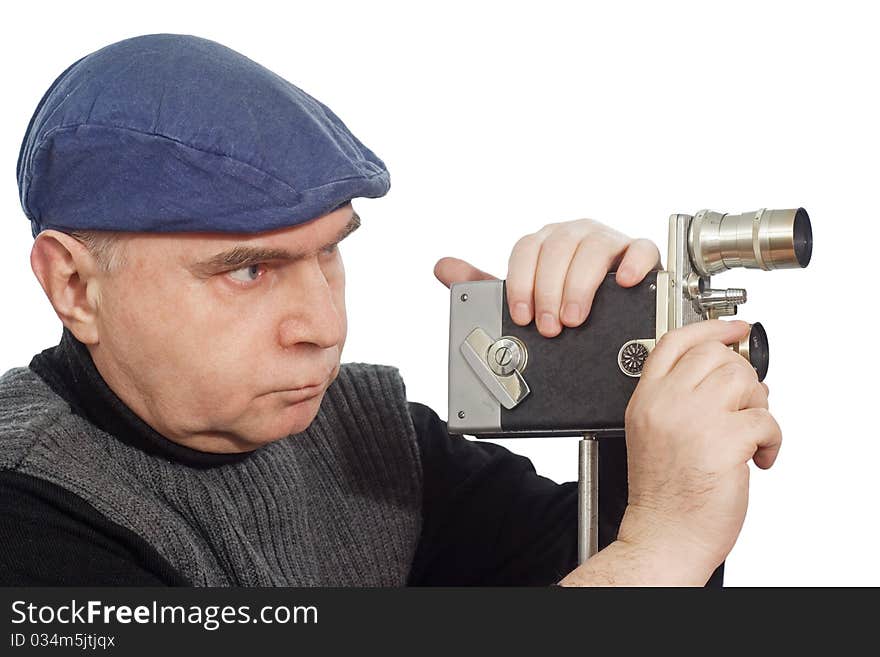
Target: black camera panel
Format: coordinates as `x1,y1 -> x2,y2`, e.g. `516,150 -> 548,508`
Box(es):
489,272 -> 658,438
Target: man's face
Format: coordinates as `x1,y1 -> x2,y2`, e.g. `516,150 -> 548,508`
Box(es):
88,204 -> 358,453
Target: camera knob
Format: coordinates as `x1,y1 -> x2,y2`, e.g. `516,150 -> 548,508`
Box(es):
695,287 -> 747,318
488,336 -> 528,376
617,339 -> 656,377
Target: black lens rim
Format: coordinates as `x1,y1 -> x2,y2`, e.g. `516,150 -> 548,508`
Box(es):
749,322 -> 770,382
793,207 -> 813,268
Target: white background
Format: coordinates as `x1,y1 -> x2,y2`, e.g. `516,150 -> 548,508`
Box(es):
1,0 -> 876,585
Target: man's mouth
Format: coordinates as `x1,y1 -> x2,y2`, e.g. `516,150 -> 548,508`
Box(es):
276,383 -> 324,403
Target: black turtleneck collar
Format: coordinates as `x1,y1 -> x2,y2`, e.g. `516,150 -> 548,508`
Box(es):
28,328 -> 253,469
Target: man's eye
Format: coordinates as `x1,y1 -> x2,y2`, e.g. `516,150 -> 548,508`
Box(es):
228,264 -> 263,283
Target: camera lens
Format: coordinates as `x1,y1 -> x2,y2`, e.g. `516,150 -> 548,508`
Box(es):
688,208 -> 813,277
735,322 -> 769,382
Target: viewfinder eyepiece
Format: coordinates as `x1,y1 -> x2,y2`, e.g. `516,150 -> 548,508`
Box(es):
733,322 -> 769,382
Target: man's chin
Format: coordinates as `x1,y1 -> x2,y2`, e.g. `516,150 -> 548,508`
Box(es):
247,391 -> 325,445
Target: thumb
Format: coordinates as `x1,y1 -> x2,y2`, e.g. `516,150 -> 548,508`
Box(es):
433,256 -> 498,289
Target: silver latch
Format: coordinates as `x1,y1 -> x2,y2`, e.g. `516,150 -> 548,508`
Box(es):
460,328 -> 531,409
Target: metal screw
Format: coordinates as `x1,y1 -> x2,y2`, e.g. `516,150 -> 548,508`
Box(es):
460,293 -> 469,302
494,346 -> 512,367
457,410 -> 465,419
649,283 -> 656,291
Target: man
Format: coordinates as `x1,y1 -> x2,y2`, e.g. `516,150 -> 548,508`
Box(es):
0,34 -> 779,586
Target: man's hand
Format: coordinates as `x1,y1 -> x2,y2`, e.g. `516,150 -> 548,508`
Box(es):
556,319 -> 782,587
618,319 -> 782,577
433,218 -> 661,336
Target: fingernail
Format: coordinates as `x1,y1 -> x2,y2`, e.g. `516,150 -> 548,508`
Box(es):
562,303 -> 581,324
540,312 -> 558,333
513,302 -> 530,323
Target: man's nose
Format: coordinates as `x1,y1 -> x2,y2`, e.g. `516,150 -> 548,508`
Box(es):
277,260 -> 344,350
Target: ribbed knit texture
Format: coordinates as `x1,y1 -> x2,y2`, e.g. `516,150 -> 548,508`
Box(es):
0,363 -> 423,586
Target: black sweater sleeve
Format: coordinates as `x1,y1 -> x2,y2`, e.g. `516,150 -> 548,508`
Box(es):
0,469 -> 187,586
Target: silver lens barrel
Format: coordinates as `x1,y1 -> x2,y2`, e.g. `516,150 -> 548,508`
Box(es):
687,208 -> 812,277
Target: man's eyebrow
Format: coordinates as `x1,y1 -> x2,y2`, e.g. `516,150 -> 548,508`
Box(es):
190,211 -> 361,275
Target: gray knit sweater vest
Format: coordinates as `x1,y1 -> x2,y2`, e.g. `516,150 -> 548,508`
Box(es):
0,362 -> 423,586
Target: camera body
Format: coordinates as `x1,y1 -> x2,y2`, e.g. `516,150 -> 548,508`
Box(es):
446,208 -> 812,438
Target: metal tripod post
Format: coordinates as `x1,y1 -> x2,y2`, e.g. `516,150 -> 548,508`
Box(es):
578,433 -> 599,565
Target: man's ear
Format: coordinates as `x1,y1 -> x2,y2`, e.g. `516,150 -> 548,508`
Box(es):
30,230 -> 103,345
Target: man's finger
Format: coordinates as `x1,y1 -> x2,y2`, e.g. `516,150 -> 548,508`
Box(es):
615,238 -> 662,287
559,235 -> 624,328
695,359 -> 762,412
746,380 -> 770,410
734,408 -> 783,470
531,232 -> 583,336
433,256 -> 497,289
641,319 -> 752,380
669,340 -> 742,390
506,234 -> 543,325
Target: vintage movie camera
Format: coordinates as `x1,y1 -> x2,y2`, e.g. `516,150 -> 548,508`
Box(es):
447,208 -> 812,439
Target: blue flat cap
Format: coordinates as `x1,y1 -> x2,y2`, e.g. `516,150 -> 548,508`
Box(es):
16,33 -> 390,238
